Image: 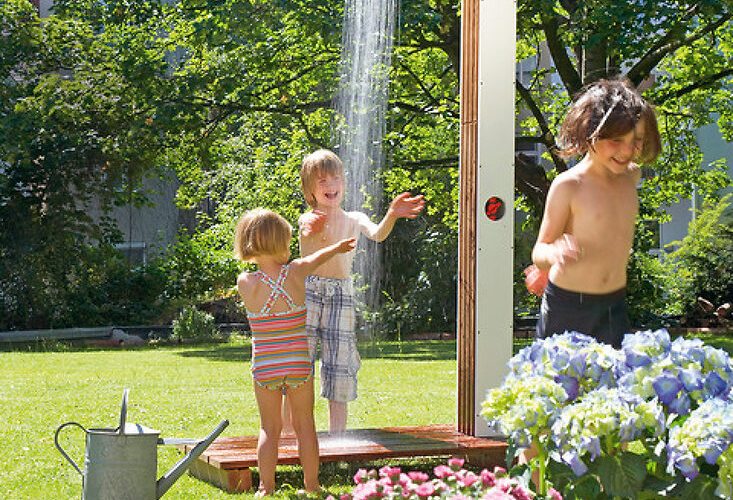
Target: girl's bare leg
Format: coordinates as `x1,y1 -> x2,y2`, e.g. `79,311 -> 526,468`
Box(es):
287,379 -> 320,492
254,382 -> 283,495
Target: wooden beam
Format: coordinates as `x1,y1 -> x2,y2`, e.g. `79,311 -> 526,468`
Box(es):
457,0 -> 480,436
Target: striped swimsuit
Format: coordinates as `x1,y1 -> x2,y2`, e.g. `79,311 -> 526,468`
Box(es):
247,265 -> 312,391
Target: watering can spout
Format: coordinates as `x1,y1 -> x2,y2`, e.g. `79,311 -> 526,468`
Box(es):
156,419 -> 229,498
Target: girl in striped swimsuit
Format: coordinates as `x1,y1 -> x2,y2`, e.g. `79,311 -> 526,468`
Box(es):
235,208 -> 355,496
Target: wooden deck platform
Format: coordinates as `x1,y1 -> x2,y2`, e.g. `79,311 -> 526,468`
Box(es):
182,424 -> 507,492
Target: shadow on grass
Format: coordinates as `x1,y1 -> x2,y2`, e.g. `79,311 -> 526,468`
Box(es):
177,340 -> 457,364
177,343 -> 252,362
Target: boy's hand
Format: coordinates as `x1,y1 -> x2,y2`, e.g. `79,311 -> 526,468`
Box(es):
335,238 -> 357,253
552,233 -> 581,266
300,210 -> 327,237
388,192 -> 425,219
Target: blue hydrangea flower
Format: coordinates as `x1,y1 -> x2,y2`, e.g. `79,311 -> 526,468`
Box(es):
481,376 -> 567,449
618,329 -> 733,416
507,332 -> 621,402
551,387 -> 664,476
666,397 -> 733,487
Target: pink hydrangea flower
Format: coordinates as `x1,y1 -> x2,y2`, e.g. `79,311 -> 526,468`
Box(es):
434,464 -> 454,479
459,471 -> 479,488
494,477 -> 514,492
407,471 -> 430,483
448,456 -> 466,470
379,465 -> 402,483
352,481 -> 380,500
354,469 -> 369,485
511,484 -> 533,500
548,488 -> 562,500
480,469 -> 497,487
414,482 -> 435,498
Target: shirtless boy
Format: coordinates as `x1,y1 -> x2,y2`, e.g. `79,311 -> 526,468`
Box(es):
299,149 -> 425,432
532,78 -> 662,348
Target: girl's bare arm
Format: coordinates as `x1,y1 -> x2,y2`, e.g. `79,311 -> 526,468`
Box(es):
291,238 -> 356,277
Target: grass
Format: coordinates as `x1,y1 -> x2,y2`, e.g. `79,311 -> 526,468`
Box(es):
0,336 -> 456,499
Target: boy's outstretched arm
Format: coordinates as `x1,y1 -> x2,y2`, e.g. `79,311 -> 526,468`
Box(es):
293,238 -> 356,276
360,192 -> 425,242
532,177 -> 581,270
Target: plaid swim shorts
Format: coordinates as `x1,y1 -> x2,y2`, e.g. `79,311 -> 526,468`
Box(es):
305,275 -> 361,402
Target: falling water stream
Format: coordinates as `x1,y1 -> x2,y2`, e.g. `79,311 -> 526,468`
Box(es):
333,0 -> 397,337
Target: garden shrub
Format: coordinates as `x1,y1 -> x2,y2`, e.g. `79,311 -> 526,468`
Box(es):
171,306 -> 220,342
160,230 -> 240,301
366,222 -> 457,339
662,194 -> 733,322
0,242 -> 170,330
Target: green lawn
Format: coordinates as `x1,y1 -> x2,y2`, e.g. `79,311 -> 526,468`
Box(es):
3,331 -> 731,499
0,336 -> 456,499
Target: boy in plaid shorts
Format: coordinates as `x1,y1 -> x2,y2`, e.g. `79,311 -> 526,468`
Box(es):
298,149 -> 425,433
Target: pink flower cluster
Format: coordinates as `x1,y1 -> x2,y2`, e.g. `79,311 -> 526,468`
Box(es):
334,458 -> 562,500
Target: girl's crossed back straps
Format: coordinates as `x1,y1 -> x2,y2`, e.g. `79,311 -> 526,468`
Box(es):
253,265 -> 299,314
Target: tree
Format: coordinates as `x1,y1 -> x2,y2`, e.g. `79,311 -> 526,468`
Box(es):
1,0 -> 730,330
0,0 -> 182,328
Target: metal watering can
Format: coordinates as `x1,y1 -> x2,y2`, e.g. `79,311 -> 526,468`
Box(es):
55,389 -> 229,499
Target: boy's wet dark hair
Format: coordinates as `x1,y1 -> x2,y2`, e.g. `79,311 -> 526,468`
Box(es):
557,78 -> 662,163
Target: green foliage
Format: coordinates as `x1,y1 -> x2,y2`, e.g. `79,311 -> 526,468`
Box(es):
1,0 -> 731,334
662,194 -> 733,319
161,230 -> 241,301
171,305 -> 220,341
0,242 -> 168,330
627,249 -> 669,325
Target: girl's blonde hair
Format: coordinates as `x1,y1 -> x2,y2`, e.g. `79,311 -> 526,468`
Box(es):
300,149 -> 344,208
557,78 -> 662,163
234,209 -> 292,261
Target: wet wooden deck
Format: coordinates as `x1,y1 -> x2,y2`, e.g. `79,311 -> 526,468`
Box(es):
183,424 -> 507,492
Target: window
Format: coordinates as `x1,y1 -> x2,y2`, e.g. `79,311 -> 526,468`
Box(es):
114,242 -> 147,265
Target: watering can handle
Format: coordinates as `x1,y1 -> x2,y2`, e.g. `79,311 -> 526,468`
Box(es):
118,388 -> 129,434
54,422 -> 87,476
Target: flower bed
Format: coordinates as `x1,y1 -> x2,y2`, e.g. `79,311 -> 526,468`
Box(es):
338,458 -> 561,499
481,329 -> 733,499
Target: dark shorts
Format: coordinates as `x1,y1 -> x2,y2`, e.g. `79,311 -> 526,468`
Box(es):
537,281 -> 630,348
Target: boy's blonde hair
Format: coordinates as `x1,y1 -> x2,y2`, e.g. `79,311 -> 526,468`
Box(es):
234,208 -> 292,261
558,78 -> 662,163
300,149 -> 344,208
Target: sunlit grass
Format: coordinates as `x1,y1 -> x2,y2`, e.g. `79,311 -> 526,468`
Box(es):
0,336 -> 456,499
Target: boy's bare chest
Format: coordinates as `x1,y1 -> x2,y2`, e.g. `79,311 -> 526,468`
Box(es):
319,213 -> 359,243
571,180 -> 638,234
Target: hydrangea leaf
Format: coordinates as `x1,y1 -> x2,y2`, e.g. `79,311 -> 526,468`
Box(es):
669,473 -> 720,500
594,452 -> 647,498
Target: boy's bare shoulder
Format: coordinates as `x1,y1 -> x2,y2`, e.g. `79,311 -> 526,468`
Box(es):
550,168 -> 584,194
